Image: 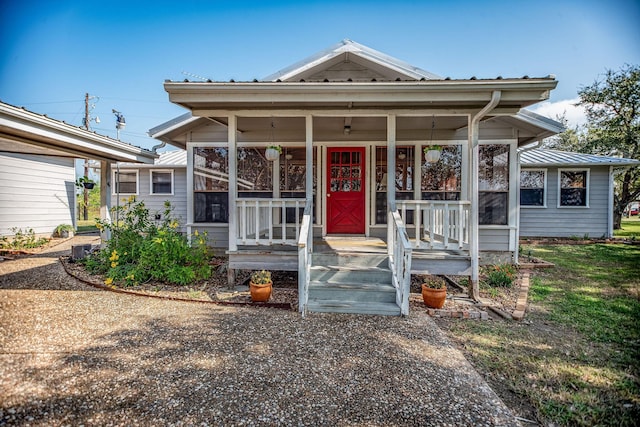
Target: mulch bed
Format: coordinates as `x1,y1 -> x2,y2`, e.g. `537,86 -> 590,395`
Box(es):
62,256 -> 526,319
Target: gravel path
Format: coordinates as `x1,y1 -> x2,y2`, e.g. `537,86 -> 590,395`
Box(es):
1,237 -> 519,426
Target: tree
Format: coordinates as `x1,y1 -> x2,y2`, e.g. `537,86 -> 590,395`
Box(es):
577,64 -> 640,229
541,114 -> 583,151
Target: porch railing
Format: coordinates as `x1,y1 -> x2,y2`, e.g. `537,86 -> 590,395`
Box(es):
236,198 -> 307,246
388,204 -> 412,316
297,199 -> 313,316
397,200 -> 471,250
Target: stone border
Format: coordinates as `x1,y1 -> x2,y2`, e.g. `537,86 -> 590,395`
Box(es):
426,307 -> 489,320
511,270 -> 531,320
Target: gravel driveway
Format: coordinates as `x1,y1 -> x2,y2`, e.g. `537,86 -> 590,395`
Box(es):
1,237 -> 518,426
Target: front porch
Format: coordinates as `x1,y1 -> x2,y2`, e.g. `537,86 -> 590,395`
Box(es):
228,198 -> 472,316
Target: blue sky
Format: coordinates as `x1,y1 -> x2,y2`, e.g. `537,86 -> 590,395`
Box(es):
1,0 -> 638,150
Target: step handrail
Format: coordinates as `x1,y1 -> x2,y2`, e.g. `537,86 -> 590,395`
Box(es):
297,198 -> 313,316
388,202 -> 413,316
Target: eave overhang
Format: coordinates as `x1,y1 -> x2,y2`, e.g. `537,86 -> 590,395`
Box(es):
164,79 -> 558,115
0,102 -> 157,163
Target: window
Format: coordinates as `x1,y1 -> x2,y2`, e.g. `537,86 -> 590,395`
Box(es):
194,147 -> 229,223
375,146 -> 415,224
421,145 -> 462,201
150,170 -> 173,195
520,169 -> 546,207
113,170 -> 138,195
479,144 -> 509,225
237,147 -> 272,198
559,169 -> 589,207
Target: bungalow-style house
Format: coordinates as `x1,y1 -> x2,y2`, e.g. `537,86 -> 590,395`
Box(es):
519,148 -> 639,239
0,101 -> 157,239
149,39 -> 563,316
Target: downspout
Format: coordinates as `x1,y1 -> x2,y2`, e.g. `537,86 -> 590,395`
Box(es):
515,138 -> 543,263
469,90 -> 501,301
151,140 -> 167,153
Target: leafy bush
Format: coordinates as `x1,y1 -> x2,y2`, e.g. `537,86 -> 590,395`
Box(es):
84,198 -> 211,286
482,263 -> 517,288
0,227 -> 49,250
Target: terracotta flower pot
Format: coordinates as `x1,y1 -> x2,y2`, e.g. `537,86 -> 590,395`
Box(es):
421,284 -> 447,309
250,281 -> 272,302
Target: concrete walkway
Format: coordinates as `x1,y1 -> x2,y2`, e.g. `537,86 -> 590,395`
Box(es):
0,237 -> 519,426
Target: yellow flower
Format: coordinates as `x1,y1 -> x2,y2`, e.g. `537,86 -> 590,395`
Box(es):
128,195 -> 136,203
111,261 -> 118,268
169,220 -> 179,229
109,250 -> 119,262
194,229 -> 199,236
104,277 -> 113,286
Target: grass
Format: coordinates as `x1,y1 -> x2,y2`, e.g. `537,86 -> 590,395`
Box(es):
437,243 -> 640,426
615,216 -> 640,238
76,219 -> 99,233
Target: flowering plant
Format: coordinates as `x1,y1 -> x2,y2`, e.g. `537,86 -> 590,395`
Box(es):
250,270 -> 272,285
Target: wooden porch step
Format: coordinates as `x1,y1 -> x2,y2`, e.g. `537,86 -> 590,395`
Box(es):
306,300 -> 401,316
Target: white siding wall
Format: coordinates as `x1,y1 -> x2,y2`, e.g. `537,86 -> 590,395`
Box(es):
111,167 -> 188,230
519,166 -> 609,238
0,153 -> 75,237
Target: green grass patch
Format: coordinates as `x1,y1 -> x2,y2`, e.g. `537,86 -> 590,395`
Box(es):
615,216 -> 640,238
76,219 -> 99,233
438,243 -> 640,426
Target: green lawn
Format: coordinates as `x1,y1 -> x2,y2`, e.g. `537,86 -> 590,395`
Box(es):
76,219 -> 99,233
616,216 -> 640,238
437,243 -> 640,426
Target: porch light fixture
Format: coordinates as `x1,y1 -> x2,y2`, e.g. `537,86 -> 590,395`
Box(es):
424,116 -> 441,163
398,151 -> 406,160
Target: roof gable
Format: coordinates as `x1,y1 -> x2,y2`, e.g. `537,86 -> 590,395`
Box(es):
264,39 -> 441,82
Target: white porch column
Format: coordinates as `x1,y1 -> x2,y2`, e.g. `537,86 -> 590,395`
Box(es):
99,160 -> 112,244
305,115 -> 313,202
387,114 -> 396,256
228,115 -> 238,252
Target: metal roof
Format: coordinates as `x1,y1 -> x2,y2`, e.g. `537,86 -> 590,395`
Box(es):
118,149 -> 186,167
520,148 -> 639,167
0,101 -> 157,163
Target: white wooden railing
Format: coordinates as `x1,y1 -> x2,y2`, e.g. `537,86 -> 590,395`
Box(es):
297,199 -> 313,316
388,204 -> 412,316
397,200 -> 471,250
236,198 -> 307,246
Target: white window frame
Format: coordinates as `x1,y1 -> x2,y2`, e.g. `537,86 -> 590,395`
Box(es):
149,169 -> 174,195
520,168 -> 547,208
112,170 -> 139,195
558,168 -> 590,208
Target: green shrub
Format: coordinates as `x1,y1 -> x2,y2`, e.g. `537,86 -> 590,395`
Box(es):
482,263 -> 517,288
0,227 -> 49,250
84,198 -> 211,286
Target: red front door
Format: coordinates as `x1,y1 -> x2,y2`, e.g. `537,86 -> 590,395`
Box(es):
326,147 -> 365,234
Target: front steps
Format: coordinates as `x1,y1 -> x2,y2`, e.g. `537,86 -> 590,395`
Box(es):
306,252 -> 401,316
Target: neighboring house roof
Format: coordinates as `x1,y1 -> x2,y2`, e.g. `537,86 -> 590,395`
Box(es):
501,110 -> 565,145
0,101 -> 157,163
520,148 -> 640,167
117,150 -> 187,168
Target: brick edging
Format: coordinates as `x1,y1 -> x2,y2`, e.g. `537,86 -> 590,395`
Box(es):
511,270 -> 530,320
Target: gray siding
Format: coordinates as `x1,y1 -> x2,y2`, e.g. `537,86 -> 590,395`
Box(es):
0,153 -> 75,237
111,168 -> 188,230
519,166 -> 609,238
479,228 -> 512,251
190,225 -> 229,249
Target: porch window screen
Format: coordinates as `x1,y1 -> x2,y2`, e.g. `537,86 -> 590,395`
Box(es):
151,171 -> 173,195
114,171 -> 138,195
520,170 -> 545,206
375,146 -> 414,224
237,147 -> 272,198
560,170 -> 588,206
279,147 -> 317,223
479,144 -> 509,225
194,147 -> 229,223
421,145 -> 462,201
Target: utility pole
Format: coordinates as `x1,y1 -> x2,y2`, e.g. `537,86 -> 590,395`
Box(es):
82,93 -> 91,221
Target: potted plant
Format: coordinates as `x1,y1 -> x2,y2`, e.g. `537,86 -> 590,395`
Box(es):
265,145 -> 282,161
423,145 -> 442,163
54,223 -> 74,238
249,270 -> 273,302
421,275 -> 447,308
76,176 -> 96,189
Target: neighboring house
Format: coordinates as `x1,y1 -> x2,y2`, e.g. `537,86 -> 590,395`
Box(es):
112,150 -> 187,229
149,39 -> 563,315
519,148 -> 639,239
0,101 -> 157,239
